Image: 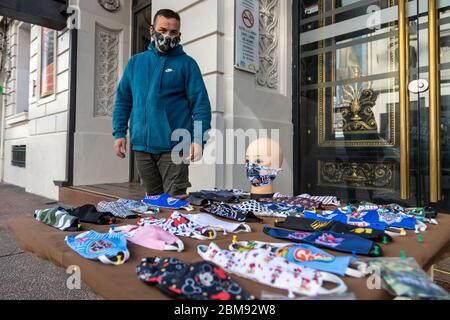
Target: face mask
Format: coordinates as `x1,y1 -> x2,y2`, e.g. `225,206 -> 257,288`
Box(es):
137,257 -> 254,300
263,225 -> 383,257
201,202 -> 262,223
153,31 -> 180,53
142,194 -> 190,210
190,190 -> 241,203
365,210 -> 417,230
198,242 -> 347,297
367,258 -> 450,300
304,210 -> 387,231
276,216 -> 391,241
246,161 -> 281,187
235,200 -> 303,218
298,194 -> 341,207
139,211 -> 217,240
97,199 -> 140,219
229,241 -> 358,278
112,225 -> 184,252
66,204 -> 116,225
259,196 -> 317,210
187,213 -> 251,234
65,231 -> 129,265
35,207 -> 81,232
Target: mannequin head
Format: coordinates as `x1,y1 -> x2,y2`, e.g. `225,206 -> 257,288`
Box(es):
245,138 -> 283,196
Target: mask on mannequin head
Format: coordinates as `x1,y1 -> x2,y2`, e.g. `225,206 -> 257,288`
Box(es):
246,161 -> 281,187
245,138 -> 283,189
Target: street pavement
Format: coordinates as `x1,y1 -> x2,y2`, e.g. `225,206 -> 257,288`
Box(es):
0,183 -> 100,300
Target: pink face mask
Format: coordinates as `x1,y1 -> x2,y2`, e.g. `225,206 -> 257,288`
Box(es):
112,225 -> 184,252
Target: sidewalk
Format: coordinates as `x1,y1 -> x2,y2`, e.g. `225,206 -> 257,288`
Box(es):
0,183 -> 100,300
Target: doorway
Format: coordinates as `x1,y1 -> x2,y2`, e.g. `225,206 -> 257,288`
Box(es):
293,0 -> 450,210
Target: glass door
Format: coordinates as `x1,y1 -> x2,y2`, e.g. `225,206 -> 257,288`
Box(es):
295,0 -> 450,209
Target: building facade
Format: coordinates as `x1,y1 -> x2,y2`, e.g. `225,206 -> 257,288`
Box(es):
1,0 -> 449,210
0,0 -> 294,200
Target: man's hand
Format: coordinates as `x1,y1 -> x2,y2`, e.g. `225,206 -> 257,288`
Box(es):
188,143 -> 203,162
114,138 -> 127,159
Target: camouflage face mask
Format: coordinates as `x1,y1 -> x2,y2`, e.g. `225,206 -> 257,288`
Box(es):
153,31 -> 180,53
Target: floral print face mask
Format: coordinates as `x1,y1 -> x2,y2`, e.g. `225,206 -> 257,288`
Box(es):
246,161 -> 281,187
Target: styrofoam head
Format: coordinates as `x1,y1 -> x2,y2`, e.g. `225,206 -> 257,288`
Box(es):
245,138 -> 283,169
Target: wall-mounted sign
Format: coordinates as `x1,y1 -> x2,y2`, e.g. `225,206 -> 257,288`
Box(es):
235,0 -> 259,74
40,28 -> 56,97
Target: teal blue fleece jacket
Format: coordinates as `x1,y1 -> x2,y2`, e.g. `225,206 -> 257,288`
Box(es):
112,42 -> 212,154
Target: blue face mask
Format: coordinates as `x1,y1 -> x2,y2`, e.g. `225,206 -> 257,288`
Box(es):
364,210 -> 417,230
280,244 -> 351,277
304,210 -> 387,231
246,162 -> 281,187
65,231 -> 129,265
263,225 -> 382,257
142,194 -> 190,210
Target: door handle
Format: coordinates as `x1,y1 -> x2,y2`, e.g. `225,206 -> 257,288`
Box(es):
399,0 -> 410,199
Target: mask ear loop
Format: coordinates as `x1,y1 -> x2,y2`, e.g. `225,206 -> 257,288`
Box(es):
415,220 -> 427,233
197,244 -> 210,259
232,223 -> 252,234
164,239 -> 185,252
198,227 -> 217,240
316,272 -> 348,296
98,250 -> 130,266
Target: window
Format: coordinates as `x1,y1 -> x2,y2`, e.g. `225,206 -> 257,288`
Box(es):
11,145 -> 26,168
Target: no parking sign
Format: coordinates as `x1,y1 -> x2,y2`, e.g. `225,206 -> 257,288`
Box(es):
235,0 -> 259,74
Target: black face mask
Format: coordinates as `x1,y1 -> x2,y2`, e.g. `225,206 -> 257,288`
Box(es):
275,216 -> 392,242
136,257 -> 254,300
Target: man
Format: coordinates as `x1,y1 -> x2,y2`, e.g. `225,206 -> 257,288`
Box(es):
113,9 -> 211,197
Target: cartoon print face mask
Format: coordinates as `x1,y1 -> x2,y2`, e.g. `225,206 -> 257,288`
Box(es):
136,257 -> 254,300
197,242 -> 347,297
245,161 -> 281,187
229,241 -> 360,277
111,225 -> 184,252
263,225 -> 383,257
366,209 -> 417,230
186,213 -> 251,234
65,231 -> 129,265
153,31 -> 181,53
139,211 -> 217,240
304,210 -> 387,231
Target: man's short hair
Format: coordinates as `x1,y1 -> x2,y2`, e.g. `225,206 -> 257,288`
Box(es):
153,9 -> 181,26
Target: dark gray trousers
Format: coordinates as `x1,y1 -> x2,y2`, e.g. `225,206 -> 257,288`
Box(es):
134,151 -> 191,196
